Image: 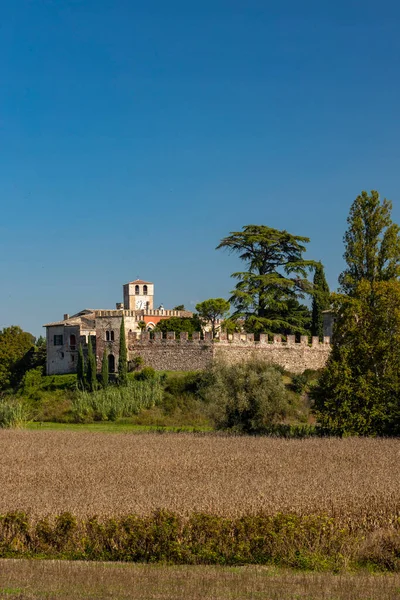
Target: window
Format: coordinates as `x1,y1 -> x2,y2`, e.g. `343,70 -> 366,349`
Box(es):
106,331 -> 110,341
143,285 -> 148,295
54,335 -> 63,346
110,330 -> 115,341
71,354 -> 75,362
106,330 -> 115,341
70,334 -> 76,350
135,285 -> 140,295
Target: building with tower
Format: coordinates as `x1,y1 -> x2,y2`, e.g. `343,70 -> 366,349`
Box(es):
43,278 -> 192,375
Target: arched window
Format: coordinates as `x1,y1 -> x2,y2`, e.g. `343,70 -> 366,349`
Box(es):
70,334 -> 76,350
143,285 -> 148,295
108,354 -> 115,373
135,285 -> 140,295
106,331 -> 110,341
111,331 -> 115,341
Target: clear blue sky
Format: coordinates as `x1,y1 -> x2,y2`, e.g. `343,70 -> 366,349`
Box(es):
1,0 -> 400,337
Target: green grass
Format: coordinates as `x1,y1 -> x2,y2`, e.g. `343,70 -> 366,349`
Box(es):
24,420 -> 212,433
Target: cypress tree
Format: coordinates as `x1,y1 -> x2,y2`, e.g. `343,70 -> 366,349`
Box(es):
311,262 -> 330,339
118,316 -> 128,386
77,344 -> 85,390
86,335 -> 97,392
101,349 -> 109,389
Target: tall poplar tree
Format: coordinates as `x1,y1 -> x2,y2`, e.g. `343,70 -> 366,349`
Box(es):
217,225 -> 317,334
312,280 -> 400,435
339,190 -> 400,296
86,335 -> 97,392
77,344 -> 85,390
118,316 -> 128,386
311,263 -> 330,339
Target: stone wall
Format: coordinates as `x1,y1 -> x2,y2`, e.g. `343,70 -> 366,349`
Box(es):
127,332 -> 331,374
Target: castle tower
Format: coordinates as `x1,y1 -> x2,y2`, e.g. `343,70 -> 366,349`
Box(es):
123,279 -> 154,311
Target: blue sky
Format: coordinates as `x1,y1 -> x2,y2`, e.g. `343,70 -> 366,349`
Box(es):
1,0 -> 400,337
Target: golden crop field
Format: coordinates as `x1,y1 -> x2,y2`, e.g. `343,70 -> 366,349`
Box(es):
0,430 -> 399,521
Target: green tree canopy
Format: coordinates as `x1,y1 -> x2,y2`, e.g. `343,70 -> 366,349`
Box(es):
195,298 -> 230,337
0,326 -> 35,390
339,190 -> 400,295
311,262 -> 330,339
217,225 -> 317,335
204,358 -> 290,433
312,280 -> 400,436
154,316 -> 202,336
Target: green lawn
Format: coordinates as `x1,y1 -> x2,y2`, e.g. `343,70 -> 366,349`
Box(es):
24,420 -> 211,433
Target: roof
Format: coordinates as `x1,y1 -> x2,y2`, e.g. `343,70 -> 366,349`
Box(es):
126,279 -> 152,285
43,310 -> 97,328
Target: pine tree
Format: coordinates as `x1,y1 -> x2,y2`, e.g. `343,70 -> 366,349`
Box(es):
86,335 -> 97,392
217,225 -> 317,335
77,344 -> 85,390
101,349 -> 109,389
311,263 -> 330,339
118,316 -> 128,386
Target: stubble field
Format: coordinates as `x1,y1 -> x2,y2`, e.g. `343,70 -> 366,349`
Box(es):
1,431 -> 400,570
0,430 -> 399,520
1,560 -> 400,600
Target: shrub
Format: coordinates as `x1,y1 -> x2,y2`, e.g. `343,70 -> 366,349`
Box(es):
134,367 -> 157,381
20,367 -> 43,399
204,358 -> 291,433
164,372 -> 205,397
290,373 -> 309,394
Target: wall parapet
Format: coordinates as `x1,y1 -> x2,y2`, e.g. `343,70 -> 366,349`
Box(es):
141,309 -> 193,318
127,330 -> 331,347
96,310 -> 137,318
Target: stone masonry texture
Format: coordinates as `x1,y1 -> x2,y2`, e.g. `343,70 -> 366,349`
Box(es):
127,334 -> 331,374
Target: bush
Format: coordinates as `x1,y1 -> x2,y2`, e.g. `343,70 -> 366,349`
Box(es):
134,367 -> 157,381
204,358 -> 291,433
290,373 -> 309,394
19,366 -> 44,400
164,372 -> 205,397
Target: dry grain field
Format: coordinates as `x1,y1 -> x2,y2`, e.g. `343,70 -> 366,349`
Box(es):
0,430 -> 399,520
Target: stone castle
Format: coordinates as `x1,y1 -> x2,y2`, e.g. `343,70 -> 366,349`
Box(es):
44,279 -> 331,376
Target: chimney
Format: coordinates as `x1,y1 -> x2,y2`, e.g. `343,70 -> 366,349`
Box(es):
63,314 -> 70,321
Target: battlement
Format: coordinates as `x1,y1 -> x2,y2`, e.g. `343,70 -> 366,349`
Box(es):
137,309 -> 193,318
96,310 -> 137,318
126,331 -> 331,373
127,331 -> 331,347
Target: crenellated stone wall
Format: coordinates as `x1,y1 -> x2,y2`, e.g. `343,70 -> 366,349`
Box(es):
127,332 -> 331,373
